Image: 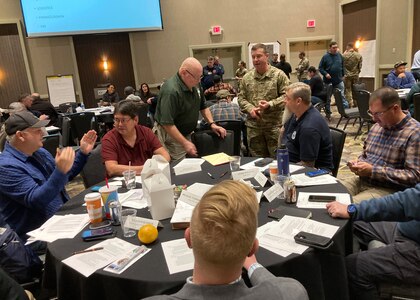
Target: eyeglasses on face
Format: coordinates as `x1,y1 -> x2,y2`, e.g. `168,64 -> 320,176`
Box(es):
185,69 -> 203,81
367,105 -> 394,118
114,117 -> 132,124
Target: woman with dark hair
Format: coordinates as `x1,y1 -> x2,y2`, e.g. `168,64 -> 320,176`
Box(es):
138,83 -> 156,103
102,84 -> 120,104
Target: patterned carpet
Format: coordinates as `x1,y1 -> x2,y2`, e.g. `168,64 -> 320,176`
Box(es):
66,104 -> 367,198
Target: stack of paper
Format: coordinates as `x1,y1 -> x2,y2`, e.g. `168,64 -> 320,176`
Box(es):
202,152 -> 232,166
290,173 -> 337,186
27,214 -> 90,243
118,189 -> 147,209
241,159 -> 304,173
161,238 -> 194,274
173,158 -> 205,175
257,215 -> 339,257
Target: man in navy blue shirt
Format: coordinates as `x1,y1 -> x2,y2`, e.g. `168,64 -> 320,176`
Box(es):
282,82 -> 333,171
327,184 -> 420,300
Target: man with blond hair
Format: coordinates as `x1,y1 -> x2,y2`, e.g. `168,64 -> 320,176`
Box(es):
238,43 -> 290,158
154,57 -> 226,162
282,82 -> 333,171
144,181 -> 308,300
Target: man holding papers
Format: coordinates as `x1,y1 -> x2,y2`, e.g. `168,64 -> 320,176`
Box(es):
326,184 -> 420,300
144,181 -> 308,300
0,111 -> 97,241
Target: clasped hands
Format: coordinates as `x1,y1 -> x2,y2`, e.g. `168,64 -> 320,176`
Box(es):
250,100 -> 270,120
347,159 -> 373,177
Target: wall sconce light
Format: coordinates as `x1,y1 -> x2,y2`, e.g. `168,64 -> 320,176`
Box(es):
355,39 -> 361,49
103,60 -> 109,71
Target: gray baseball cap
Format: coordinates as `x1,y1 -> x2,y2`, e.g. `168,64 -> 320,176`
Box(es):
5,111 -> 49,135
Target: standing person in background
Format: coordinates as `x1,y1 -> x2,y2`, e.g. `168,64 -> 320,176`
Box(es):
319,41 -> 349,108
214,56 -> 225,80
201,56 -> 218,91
296,52 -> 310,82
102,83 -> 120,105
277,54 -> 292,79
270,53 -> 280,67
343,43 -> 363,107
238,43 -> 290,158
235,61 -> 248,92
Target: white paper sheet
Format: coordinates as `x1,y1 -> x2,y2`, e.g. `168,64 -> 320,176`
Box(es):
186,183 -> 213,197
103,245 -> 150,274
173,158 -> 205,176
161,238 -> 194,274
240,159 -> 304,174
256,222 -> 292,257
26,214 -> 90,243
124,216 -> 159,230
263,183 -> 284,202
231,168 -> 259,180
291,173 -> 337,186
118,189 -> 147,209
296,192 -> 351,209
63,238 -> 139,277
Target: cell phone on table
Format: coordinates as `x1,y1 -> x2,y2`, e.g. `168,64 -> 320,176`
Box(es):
254,158 -> 273,167
305,169 -> 329,177
308,195 -> 336,203
82,226 -> 114,241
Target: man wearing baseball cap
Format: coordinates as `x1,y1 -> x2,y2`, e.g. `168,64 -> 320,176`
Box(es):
0,111 -> 97,241
386,61 -> 415,89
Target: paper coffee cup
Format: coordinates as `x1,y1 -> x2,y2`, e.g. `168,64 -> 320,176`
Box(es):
99,186 -> 119,219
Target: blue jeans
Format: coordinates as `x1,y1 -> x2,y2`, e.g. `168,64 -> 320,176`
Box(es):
334,81 -> 349,109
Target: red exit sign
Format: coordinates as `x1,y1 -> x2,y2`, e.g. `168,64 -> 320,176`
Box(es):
307,19 -> 316,28
211,25 -> 222,35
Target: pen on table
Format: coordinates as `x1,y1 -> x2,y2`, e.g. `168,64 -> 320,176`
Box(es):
207,172 -> 215,179
72,247 -> 104,255
219,171 -> 228,178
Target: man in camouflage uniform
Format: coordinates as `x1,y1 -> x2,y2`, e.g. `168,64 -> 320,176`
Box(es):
296,51 -> 310,82
343,42 -> 363,107
238,43 -> 290,158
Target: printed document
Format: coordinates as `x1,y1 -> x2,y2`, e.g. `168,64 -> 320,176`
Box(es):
161,238 -> 194,274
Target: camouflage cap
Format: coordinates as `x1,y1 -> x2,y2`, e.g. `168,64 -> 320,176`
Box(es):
394,61 -> 407,69
216,89 -> 234,99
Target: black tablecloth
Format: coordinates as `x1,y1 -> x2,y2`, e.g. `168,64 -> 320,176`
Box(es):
44,159 -> 351,300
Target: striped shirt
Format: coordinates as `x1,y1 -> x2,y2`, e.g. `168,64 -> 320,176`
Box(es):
359,113 -> 420,189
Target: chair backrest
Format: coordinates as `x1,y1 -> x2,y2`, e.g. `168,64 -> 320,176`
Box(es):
333,88 -> 346,116
413,92 -> 420,122
60,116 -> 72,147
42,133 -> 61,157
134,102 -> 150,127
215,120 -> 242,155
58,102 -> 77,113
325,83 -> 333,103
191,130 -> 235,157
352,82 -> 366,103
355,90 -> 372,121
329,127 -> 346,177
69,112 -> 96,144
80,144 -> 106,188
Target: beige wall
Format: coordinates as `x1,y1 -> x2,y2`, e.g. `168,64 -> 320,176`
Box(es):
0,0 -> 415,99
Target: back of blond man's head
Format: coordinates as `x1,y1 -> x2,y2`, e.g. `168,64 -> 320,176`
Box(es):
190,180 -> 259,267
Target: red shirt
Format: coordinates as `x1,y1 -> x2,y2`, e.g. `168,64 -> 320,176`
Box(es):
101,125 -> 162,167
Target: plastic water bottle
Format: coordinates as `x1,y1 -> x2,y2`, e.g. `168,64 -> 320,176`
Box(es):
276,144 -> 290,198
80,102 -> 85,111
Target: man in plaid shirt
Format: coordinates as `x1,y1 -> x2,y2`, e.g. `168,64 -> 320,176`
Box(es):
342,87 -> 420,203
204,75 -> 236,99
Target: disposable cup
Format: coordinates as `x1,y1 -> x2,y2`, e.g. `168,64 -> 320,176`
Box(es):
121,209 -> 137,238
84,193 -> 103,223
123,170 -> 136,189
99,186 -> 119,219
229,156 -> 241,171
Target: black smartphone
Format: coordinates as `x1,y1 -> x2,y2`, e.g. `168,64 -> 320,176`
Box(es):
294,231 -> 332,249
89,220 -> 111,230
305,169 -> 329,177
254,158 -> 273,167
82,226 -> 114,241
308,195 -> 336,202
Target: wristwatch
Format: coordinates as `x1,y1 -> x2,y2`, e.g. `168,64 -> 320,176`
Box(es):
347,204 -> 357,219
209,122 -> 216,127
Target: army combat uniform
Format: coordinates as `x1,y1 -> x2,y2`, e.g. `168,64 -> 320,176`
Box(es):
238,66 -> 290,158
343,49 -> 363,107
296,57 -> 310,82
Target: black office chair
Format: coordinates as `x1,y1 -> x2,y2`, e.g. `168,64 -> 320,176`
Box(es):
413,92 -> 420,122
60,116 -> 72,147
191,130 -> 235,157
314,83 -> 333,118
215,120 -> 242,156
333,88 -> 361,130
42,133 -> 61,157
134,102 -> 150,127
69,112 -> 96,145
58,102 -> 77,114
352,82 -> 366,107
329,127 -> 346,178
80,144 -> 106,188
354,90 -> 375,139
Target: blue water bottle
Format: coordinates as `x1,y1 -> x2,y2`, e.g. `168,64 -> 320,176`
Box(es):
277,144 -> 290,176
